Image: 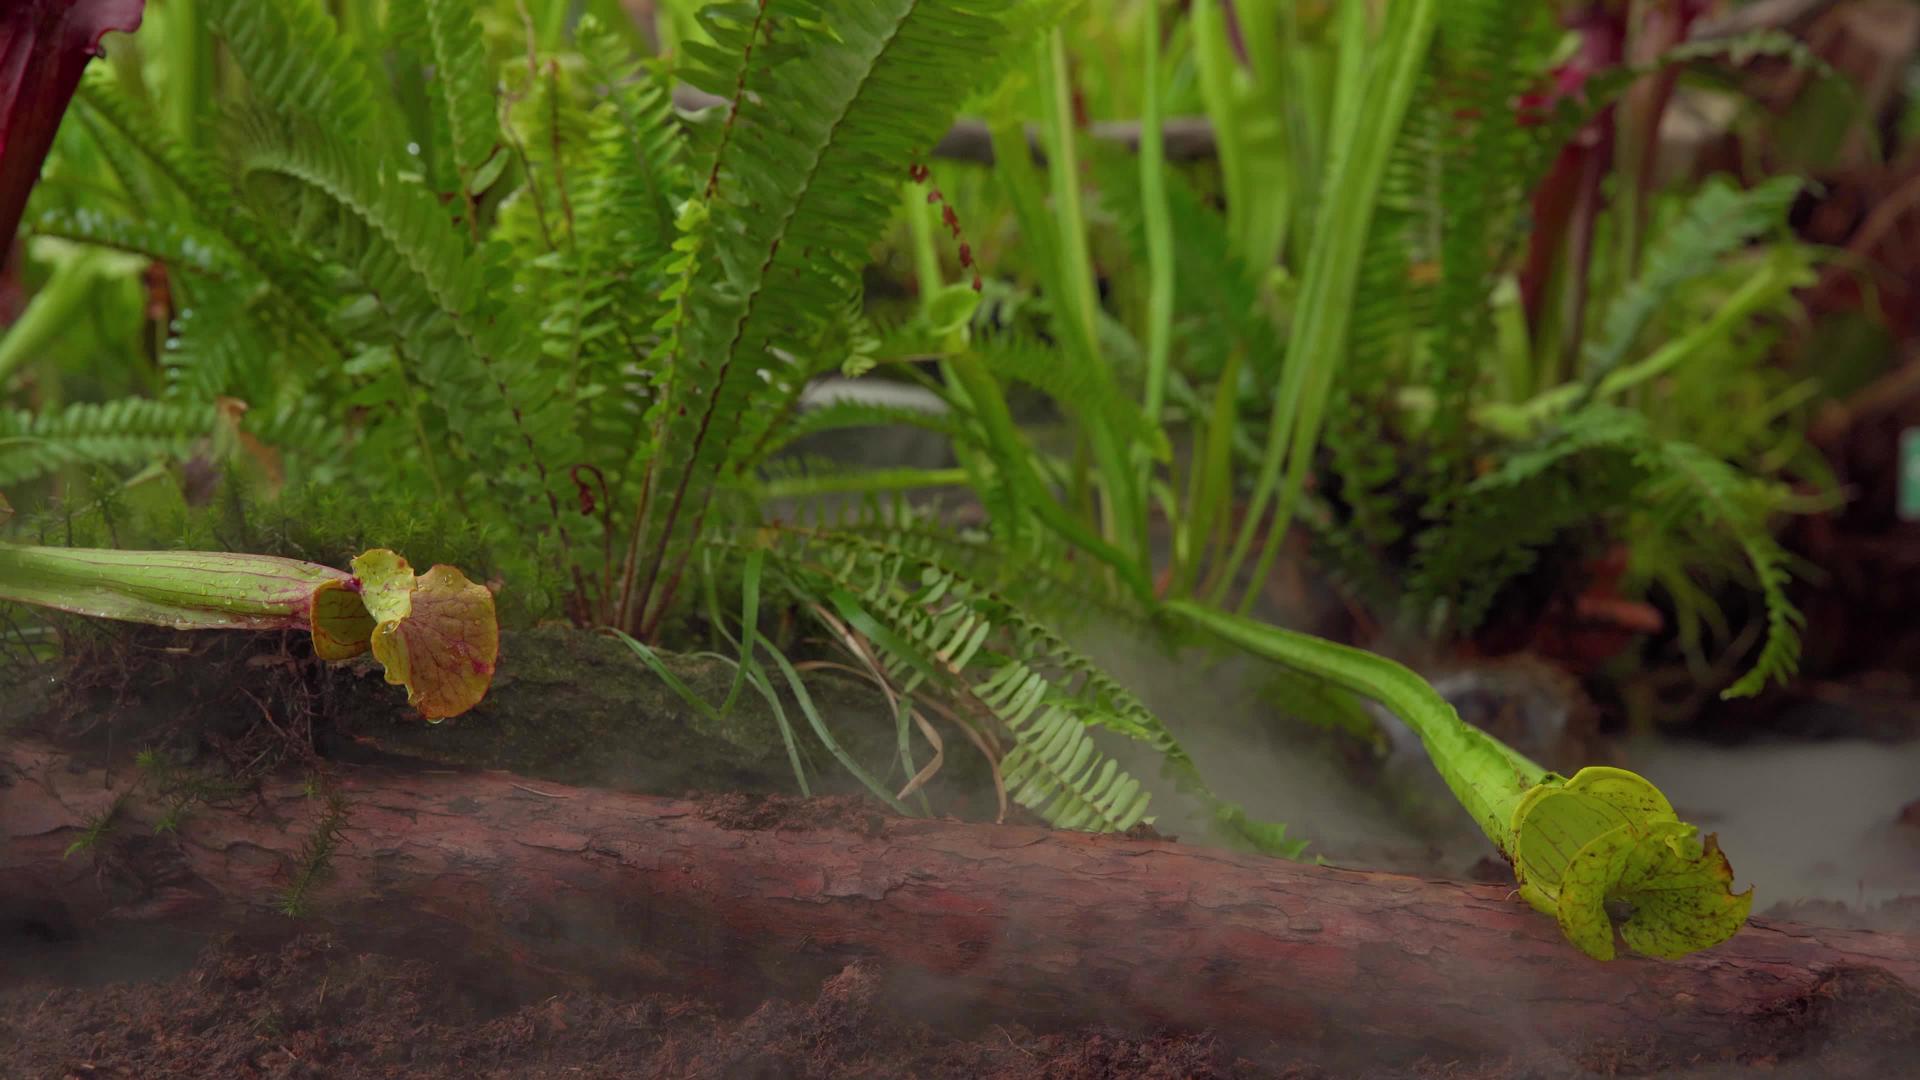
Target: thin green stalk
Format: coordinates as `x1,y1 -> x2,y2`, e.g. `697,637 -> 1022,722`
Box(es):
694,563 -> 813,797
1322,0 -> 1371,212
1138,0 -> 1175,429
905,182 -> 944,321
1039,31 -> 1099,345
1235,0 -> 1286,124
614,629 -> 732,726
1171,599 -> 1753,964
741,656 -> 813,796
1192,0 -> 1248,254
0,251 -> 117,382
1213,0 -> 1440,612
1179,345 -> 1242,598
1277,2 -> 1329,258
759,634 -> 914,816
1168,600 -> 1543,849
1491,277 -> 1534,404
1225,0 -> 1293,268
894,692 -> 934,816
718,545 -> 764,717
700,548 -> 726,652
985,72 -> 1140,580
1151,477 -> 1187,572
163,0 -> 212,150
1034,29 -> 1141,558
1133,0 -> 1178,584
534,0 -> 572,50
902,182 -> 1002,536
985,103 -> 1063,304
948,356 -> 1156,604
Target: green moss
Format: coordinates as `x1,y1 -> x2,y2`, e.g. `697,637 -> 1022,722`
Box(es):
334,625 -> 918,798
7,611 -> 993,813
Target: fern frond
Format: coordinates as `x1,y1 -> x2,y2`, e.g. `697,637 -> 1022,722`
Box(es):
73,76 -> 341,361
227,107 -> 579,537
575,15 -> 685,244
1423,0 -> 1559,434
424,0 -> 503,198
0,400 -> 216,486
1639,439 -> 1803,698
246,400 -> 349,477
161,285 -> 264,402
1406,415 -> 1643,633
971,332 -> 1162,451
625,0 -> 1018,632
1563,29 -> 1838,140
769,527 -> 1154,831
1425,406 -> 1804,691
201,0 -> 375,139
28,208 -> 232,276
859,317 -> 1161,457
534,24 -> 691,465
762,525 -> 1303,853
791,497 -> 1132,628
1583,177 -> 1801,386
1098,155 -> 1281,382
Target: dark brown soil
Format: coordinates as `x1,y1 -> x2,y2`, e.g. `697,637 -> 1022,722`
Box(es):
6,927 -> 1919,1080
0,934 -> 1281,1079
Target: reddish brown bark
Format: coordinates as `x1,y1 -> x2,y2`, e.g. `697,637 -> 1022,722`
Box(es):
3,739 -> 1916,1064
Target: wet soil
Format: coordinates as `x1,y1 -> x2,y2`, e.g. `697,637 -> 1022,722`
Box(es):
5,926 -> 1920,1080
0,933 -> 1282,1080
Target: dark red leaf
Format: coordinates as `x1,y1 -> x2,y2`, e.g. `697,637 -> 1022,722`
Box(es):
0,0 -> 145,266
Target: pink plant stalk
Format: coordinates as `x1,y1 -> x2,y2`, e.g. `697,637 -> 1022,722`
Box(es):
0,0 -> 145,266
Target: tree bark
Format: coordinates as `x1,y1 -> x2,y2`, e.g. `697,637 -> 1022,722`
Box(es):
3,738 -> 1915,1065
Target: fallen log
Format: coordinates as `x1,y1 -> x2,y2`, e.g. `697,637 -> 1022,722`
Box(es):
3,739 -> 1916,1070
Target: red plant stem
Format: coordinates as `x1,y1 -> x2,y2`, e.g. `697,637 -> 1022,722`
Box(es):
1617,0 -> 1708,273
1518,4 -> 1626,349
0,0 -> 145,267
1220,0 -> 1249,65
1558,121 -> 1614,368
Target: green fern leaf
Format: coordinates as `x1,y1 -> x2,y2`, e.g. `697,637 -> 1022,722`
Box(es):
576,15 -> 685,244
624,0 -> 1018,632
29,207 -> 232,277
423,0 -> 503,193
73,76 -> 341,363
1431,406 -> 1804,691
228,108 -> 580,537
1639,439 -> 1804,698
1423,1 -> 1560,438
764,525 -> 1302,853
0,401 -> 216,486
1584,178 -> 1801,387
201,0 -> 375,139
